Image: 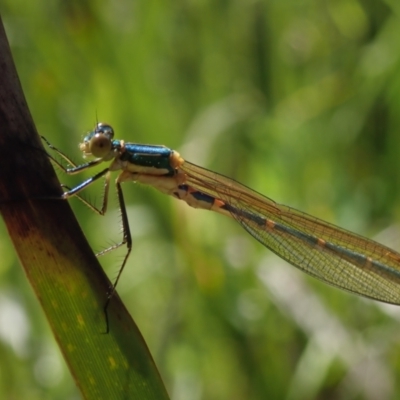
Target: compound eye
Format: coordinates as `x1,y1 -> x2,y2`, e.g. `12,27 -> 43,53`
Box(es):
96,123 -> 114,139
89,133 -> 112,158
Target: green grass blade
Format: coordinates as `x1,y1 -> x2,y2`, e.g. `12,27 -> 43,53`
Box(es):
0,17 -> 169,400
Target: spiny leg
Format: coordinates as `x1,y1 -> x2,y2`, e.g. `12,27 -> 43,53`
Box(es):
41,136 -> 112,213
102,181 -> 132,332
43,165 -> 110,211
41,135 -> 103,174
41,136 -> 79,167
66,175 -> 131,332
60,168 -> 110,216
43,136 -> 132,331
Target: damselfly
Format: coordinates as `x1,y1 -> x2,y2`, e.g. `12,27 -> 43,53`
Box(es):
42,123 -> 400,309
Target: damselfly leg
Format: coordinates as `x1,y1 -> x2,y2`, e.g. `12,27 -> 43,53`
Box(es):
42,134 -> 133,330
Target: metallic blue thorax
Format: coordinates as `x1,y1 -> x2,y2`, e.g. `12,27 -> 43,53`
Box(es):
118,142 -> 175,174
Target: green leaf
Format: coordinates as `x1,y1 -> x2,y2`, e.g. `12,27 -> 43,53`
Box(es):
0,17 -> 169,400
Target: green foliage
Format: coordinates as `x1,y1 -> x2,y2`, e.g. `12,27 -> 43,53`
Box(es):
2,1 -> 400,399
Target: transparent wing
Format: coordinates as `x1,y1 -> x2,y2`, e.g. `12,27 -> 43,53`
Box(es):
181,161 -> 400,304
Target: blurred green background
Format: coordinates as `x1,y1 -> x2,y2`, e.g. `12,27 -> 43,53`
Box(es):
2,1 -> 400,399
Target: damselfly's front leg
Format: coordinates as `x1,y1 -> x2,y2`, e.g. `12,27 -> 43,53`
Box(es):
41,135 -> 103,174
42,136 -> 110,215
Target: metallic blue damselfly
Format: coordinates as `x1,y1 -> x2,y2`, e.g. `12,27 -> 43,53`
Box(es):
42,123 -> 400,310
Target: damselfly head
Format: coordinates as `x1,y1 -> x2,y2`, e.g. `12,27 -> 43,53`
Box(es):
80,123 -> 115,159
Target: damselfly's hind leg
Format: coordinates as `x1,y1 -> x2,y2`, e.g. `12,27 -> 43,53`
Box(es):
101,181 -> 132,333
